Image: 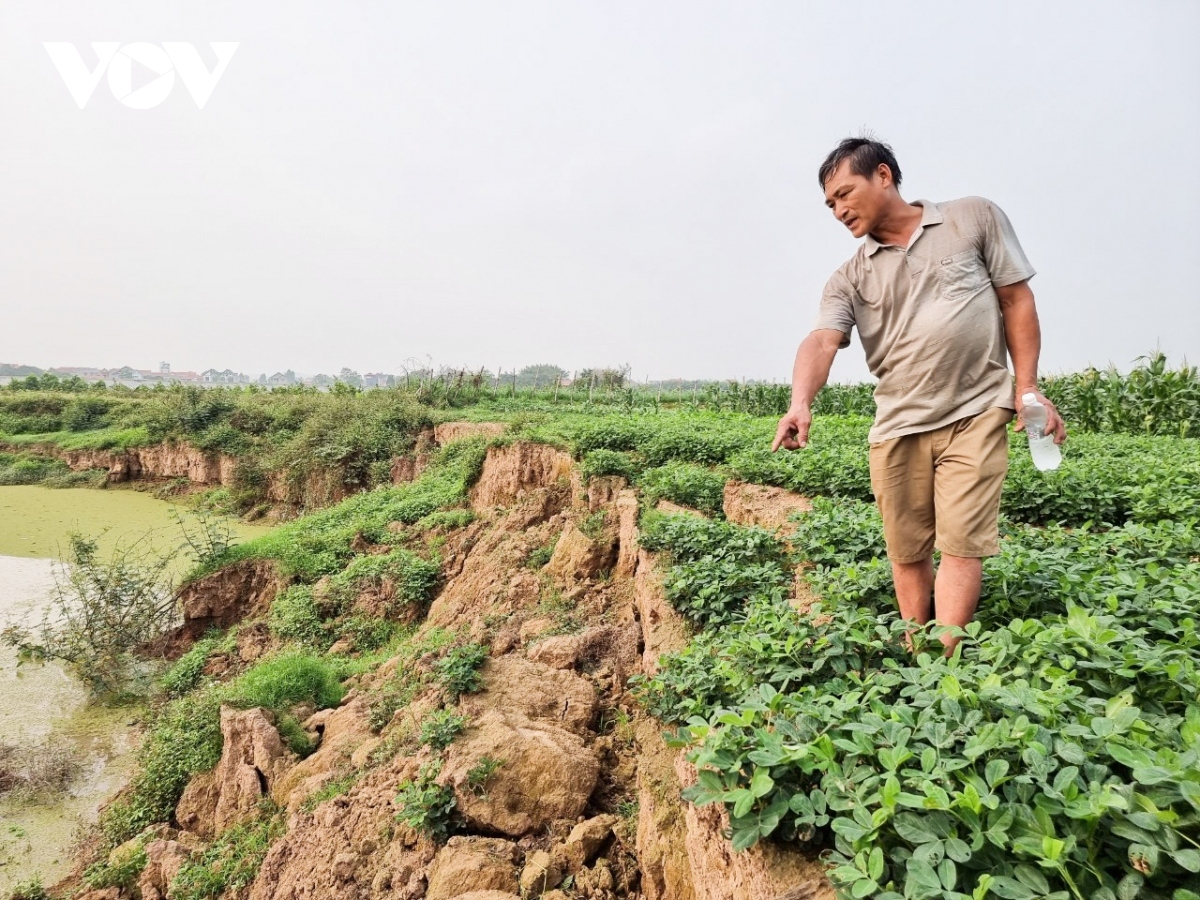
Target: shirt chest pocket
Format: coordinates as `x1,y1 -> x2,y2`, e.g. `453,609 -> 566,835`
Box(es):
938,247 -> 989,301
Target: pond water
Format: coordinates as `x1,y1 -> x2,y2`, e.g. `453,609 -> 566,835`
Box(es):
0,486 -> 272,893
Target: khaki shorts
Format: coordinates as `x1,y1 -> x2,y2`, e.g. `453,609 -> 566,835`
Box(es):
868,407 -> 1013,562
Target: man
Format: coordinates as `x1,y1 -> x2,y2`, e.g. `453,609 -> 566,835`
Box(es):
772,137 -> 1066,649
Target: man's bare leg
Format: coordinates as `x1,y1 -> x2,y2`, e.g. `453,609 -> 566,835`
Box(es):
933,554 -> 982,652
892,557 -> 934,626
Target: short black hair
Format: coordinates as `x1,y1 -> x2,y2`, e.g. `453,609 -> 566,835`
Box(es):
818,137 -> 902,191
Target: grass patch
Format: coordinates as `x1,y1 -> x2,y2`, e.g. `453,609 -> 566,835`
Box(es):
170,805 -> 285,900
100,652 -> 343,847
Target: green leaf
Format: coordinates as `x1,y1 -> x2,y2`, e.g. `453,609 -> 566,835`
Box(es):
1172,848 -> 1200,873
1126,811 -> 1161,832
882,775 -> 901,809
938,858 -> 957,891
988,875 -> 1039,900
1014,864 -> 1049,894
869,846 -> 885,881
985,759 -> 1009,787
851,877 -> 879,899
732,789 -> 755,819
1116,873 -> 1143,900
1180,780 -> 1200,811
750,767 -> 775,799
945,838 -> 972,863
1051,766 -> 1079,794
730,822 -> 761,852
894,814 -> 940,844
905,858 -> 943,897
1056,741 -> 1087,765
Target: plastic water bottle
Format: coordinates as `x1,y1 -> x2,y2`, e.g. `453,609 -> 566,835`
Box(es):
1021,393 -> 1061,471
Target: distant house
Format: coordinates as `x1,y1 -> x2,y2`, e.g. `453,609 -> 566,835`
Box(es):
267,371 -> 297,386
201,368 -> 248,384
362,372 -> 393,388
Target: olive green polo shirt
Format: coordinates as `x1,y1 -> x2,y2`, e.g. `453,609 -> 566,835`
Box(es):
814,196 -> 1036,443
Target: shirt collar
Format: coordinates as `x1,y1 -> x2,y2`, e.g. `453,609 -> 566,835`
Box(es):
864,200 -> 944,256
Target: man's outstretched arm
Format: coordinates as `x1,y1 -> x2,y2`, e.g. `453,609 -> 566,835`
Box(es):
772,329 -> 845,451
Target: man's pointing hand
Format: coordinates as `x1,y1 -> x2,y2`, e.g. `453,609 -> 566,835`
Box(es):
772,405 -> 812,452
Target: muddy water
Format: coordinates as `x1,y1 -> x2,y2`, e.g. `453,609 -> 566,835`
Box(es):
0,486 -> 272,892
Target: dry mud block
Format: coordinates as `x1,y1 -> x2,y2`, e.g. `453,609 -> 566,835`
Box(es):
722,481 -> 812,533
634,549 -> 690,675
426,836 -> 520,900
526,623 -> 640,682
247,757 -> 437,899
615,488 -> 640,578
546,520 -> 618,581
445,655 -> 601,836
471,441 -> 574,509
444,708 -> 600,836
636,720 -> 697,900
138,837 -> 196,900
175,559 -> 285,640
463,655 -> 599,733
273,697 -> 375,810
177,706 -> 294,839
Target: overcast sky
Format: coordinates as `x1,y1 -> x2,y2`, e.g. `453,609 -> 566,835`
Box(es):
2,1 -> 1197,383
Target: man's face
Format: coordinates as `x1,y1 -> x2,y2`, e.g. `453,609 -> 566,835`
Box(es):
823,160 -> 889,239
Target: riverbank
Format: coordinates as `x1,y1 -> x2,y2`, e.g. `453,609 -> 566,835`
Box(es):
0,487 -> 273,895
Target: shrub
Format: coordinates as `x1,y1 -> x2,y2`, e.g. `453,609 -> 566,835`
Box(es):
102,690 -> 224,845
524,538 -> 557,570
7,877 -> 49,900
434,643 -> 488,698
0,452 -> 70,486
330,549 -> 441,612
83,842 -> 147,893
465,756 -> 504,797
663,556 -> 789,628
62,396 -> 113,431
197,438 -> 486,582
414,508 -> 475,531
418,708 -> 467,750
638,472 -> 1200,899
1,534 -> 177,696
395,760 -> 456,841
367,628 -> 456,731
0,740 -> 81,802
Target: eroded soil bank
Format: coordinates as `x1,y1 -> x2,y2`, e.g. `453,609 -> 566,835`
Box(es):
53,432 -> 833,900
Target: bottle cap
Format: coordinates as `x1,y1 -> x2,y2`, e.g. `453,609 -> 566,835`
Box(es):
1021,393 -> 1038,404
